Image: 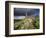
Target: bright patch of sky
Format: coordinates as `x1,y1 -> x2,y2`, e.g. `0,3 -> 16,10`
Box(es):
14,16 -> 25,19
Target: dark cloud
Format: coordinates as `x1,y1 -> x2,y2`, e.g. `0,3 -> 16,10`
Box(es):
14,8 -> 39,16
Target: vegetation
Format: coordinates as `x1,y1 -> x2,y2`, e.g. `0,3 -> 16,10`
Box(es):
14,16 -> 39,30
35,16 -> 39,29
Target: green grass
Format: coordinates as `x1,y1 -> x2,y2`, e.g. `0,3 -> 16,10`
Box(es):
14,16 -> 39,30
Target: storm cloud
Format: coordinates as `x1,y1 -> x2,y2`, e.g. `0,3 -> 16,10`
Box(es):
14,8 -> 39,16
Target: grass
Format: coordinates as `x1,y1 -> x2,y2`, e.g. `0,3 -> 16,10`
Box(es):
14,16 -> 39,30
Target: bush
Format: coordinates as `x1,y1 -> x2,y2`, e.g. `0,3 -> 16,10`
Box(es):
35,16 -> 39,29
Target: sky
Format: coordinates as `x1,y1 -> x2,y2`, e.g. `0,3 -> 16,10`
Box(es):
14,8 -> 40,16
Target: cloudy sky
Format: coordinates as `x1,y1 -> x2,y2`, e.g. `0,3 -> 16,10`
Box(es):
14,8 -> 40,16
